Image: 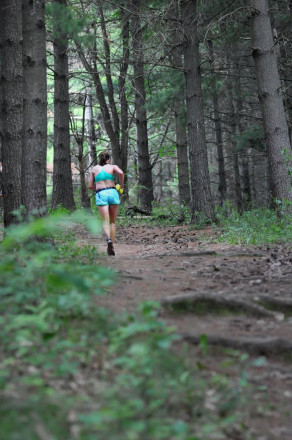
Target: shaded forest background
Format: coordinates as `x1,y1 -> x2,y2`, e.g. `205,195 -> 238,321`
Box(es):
0,0 -> 291,226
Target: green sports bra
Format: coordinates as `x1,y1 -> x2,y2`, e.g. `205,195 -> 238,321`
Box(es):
94,168 -> 114,183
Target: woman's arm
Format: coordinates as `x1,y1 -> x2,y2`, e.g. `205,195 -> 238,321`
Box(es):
88,171 -> 95,190
113,165 -> 124,189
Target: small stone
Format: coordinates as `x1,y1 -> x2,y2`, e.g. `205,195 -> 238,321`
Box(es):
249,279 -> 263,286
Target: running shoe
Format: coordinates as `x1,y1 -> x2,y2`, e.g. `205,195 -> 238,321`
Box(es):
107,240 -> 115,256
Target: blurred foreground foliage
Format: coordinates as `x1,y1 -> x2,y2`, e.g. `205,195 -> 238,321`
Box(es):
0,211 -> 254,439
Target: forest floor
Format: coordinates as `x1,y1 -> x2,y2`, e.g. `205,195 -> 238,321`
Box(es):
77,223 -> 292,440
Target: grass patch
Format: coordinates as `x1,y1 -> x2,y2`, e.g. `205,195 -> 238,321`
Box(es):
217,208 -> 292,245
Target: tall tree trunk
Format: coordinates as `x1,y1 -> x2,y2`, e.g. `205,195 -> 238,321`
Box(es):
71,96 -> 90,209
226,72 -> 244,213
181,0 -> 215,222
85,91 -> 97,167
118,4 -> 130,195
248,0 -> 292,207
168,0 -> 191,207
51,0 -> 75,211
223,44 -> 244,212
233,54 -> 252,207
130,0 -> 154,211
98,0 -> 120,139
22,0 -> 47,216
276,0 -> 292,144
77,140 -> 90,209
207,39 -> 227,206
0,0 -> 23,226
176,117 -> 190,206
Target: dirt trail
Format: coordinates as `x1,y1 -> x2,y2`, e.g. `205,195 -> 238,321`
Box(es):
79,224 -> 292,439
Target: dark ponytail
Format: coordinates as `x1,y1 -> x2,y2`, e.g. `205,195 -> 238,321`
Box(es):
98,151 -> 110,166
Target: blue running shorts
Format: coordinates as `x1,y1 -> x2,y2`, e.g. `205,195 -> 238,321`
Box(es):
95,188 -> 120,206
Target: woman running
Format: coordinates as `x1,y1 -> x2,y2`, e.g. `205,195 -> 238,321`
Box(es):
89,151 -> 124,256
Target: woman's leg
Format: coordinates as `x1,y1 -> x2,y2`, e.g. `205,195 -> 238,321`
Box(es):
97,205 -> 110,239
109,204 -> 119,242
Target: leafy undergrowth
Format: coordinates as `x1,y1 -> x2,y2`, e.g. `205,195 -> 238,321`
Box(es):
217,208 -> 292,245
0,212 -> 265,439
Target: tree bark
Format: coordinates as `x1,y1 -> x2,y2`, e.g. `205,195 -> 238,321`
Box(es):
98,0 -> 120,139
118,4 -> 130,195
130,0 -> 154,211
225,49 -> 244,212
167,0 -> 191,207
85,91 -> 97,167
22,0 -> 47,216
71,97 -> 90,209
207,40 -> 227,206
181,0 -> 215,222
233,57 -> 252,208
51,0 -> 75,211
248,0 -> 292,208
0,0 -> 23,226
77,141 -> 90,209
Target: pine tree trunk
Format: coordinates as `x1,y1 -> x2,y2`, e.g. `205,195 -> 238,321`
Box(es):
85,92 -> 97,167
233,56 -> 252,208
0,0 -> 23,226
22,0 -> 47,216
224,45 -> 244,212
77,140 -> 90,209
248,0 -> 292,207
226,75 -> 244,213
130,0 -> 154,211
118,5 -> 130,195
168,0 -> 191,207
181,0 -> 215,222
51,0 -> 75,211
207,40 -> 227,206
276,0 -> 292,145
176,121 -> 190,206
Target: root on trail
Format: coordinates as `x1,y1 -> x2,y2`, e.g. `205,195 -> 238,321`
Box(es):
251,294 -> 292,313
161,292 -> 281,318
140,250 -> 217,258
180,334 -> 292,357
118,250 -> 217,260
127,206 -> 152,216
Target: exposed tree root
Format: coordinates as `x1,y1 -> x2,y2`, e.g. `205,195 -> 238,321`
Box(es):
119,250 -> 217,260
127,206 -> 151,216
120,273 -> 144,280
140,250 -> 217,258
251,294 -> 292,313
161,292 -> 279,318
180,333 -> 292,357
217,251 -> 265,258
